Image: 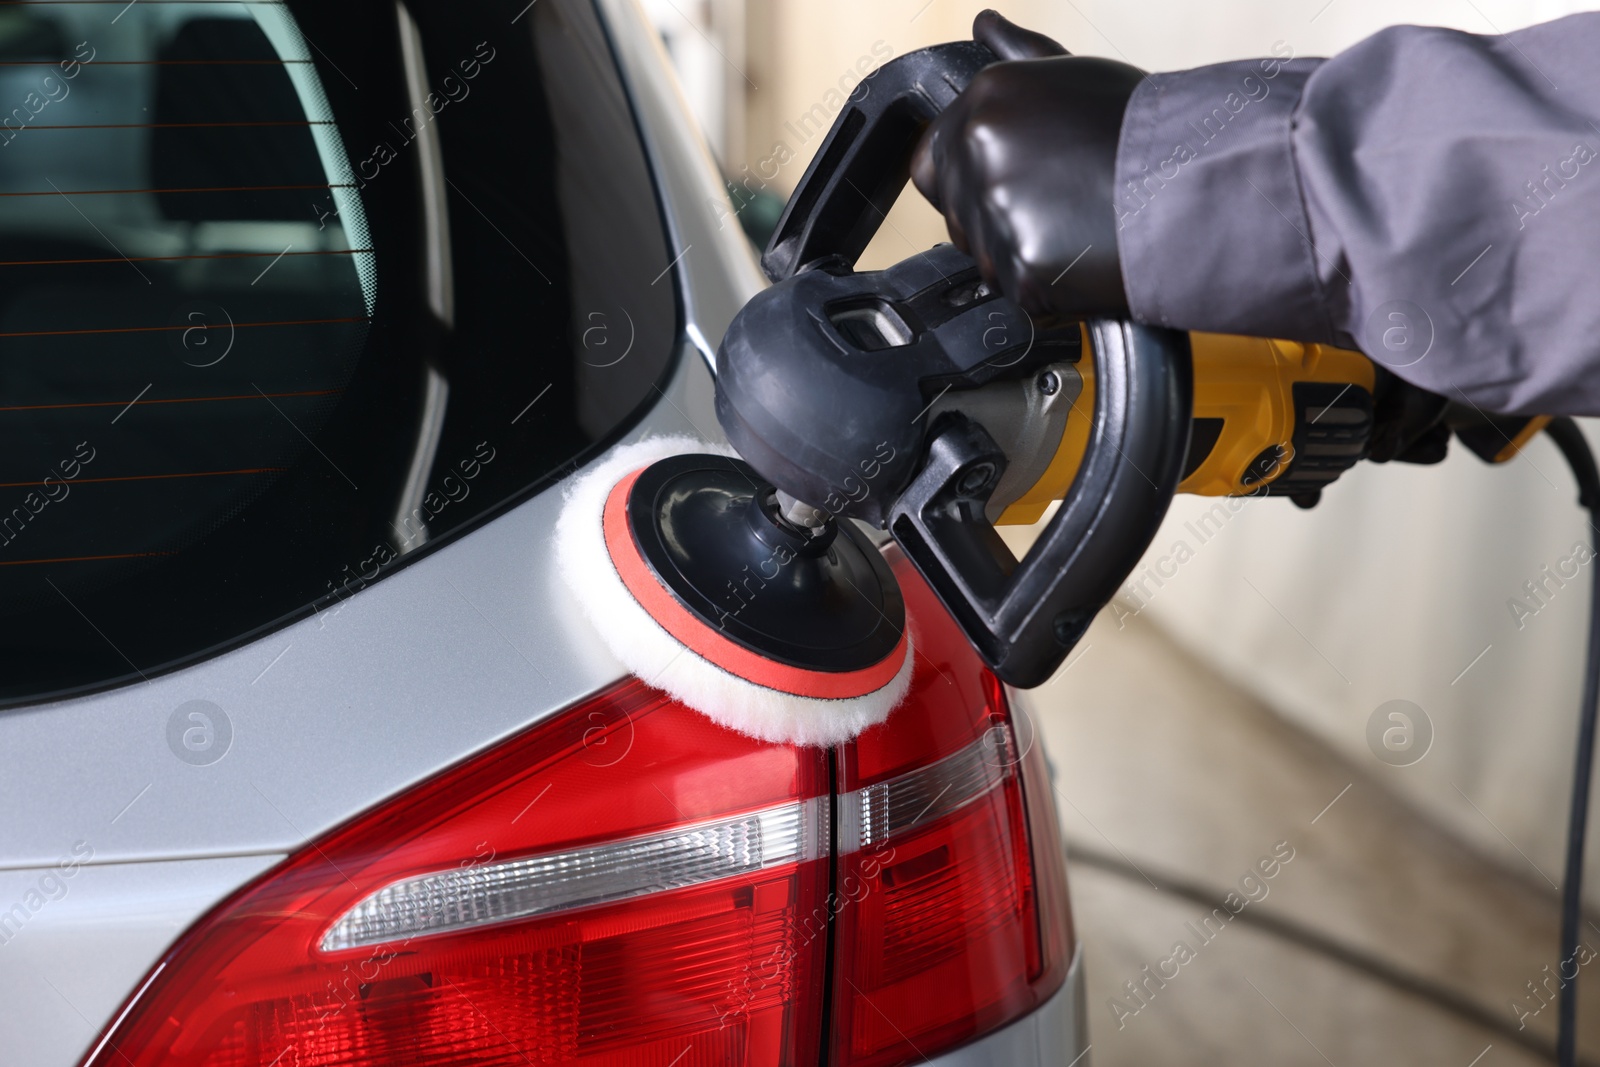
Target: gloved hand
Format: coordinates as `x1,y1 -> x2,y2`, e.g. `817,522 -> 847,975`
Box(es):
1369,371 -> 1451,464
910,10 -> 1143,321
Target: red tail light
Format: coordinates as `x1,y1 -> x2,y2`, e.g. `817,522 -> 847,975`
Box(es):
81,553 -> 1070,1067
828,552 -> 1073,1066
81,683 -> 832,1067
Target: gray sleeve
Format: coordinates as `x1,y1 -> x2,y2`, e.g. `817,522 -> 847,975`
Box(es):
1114,14 -> 1600,416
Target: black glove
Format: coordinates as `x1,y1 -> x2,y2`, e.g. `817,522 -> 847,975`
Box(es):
1369,370 -> 1451,464
910,10 -> 1143,321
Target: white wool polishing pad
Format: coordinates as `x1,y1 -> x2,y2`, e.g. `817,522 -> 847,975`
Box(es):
553,435 -> 913,747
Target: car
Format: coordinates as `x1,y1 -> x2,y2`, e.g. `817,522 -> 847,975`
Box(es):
0,1 -> 1087,1064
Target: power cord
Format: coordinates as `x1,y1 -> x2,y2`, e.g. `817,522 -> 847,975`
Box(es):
1544,416 -> 1600,1067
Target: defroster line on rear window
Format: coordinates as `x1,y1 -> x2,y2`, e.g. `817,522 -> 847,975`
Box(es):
0,249 -> 371,267
0,316 -> 368,339
0,182 -> 353,197
0,467 -> 286,489
0,388 -> 342,413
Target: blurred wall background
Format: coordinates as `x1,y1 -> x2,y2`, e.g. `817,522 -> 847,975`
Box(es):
645,0 -> 1600,902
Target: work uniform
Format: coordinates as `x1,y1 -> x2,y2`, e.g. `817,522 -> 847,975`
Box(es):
1114,12 -> 1600,415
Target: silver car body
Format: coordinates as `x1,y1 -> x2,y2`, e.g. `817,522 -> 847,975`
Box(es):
0,1 -> 1086,1063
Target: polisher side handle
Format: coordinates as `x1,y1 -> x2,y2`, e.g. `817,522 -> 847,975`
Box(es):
888,322 -> 1194,688
759,41 -> 998,283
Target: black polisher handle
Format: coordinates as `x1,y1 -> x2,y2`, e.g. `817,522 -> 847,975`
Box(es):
759,41 -> 1194,687
888,324 -> 1193,687
760,41 -> 997,282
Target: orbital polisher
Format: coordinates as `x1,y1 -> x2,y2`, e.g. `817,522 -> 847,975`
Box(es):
556,39 -> 1550,746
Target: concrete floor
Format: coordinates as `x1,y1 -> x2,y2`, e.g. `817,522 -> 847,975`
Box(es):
1018,609 -> 1600,1066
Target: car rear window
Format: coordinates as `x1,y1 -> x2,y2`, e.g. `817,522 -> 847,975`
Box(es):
0,0 -> 678,706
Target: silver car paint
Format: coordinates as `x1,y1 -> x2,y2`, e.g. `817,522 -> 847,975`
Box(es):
0,1 -> 1085,1063
0,855 -> 282,1064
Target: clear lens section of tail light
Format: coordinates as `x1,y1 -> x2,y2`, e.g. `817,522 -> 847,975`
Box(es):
829,550 -> 1074,1067
322,802 -> 825,952
80,681 -> 832,1067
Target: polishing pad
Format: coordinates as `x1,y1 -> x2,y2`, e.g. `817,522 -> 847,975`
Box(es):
554,436 -> 912,746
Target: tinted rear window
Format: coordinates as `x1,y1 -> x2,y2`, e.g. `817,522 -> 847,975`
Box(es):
0,0 -> 677,705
